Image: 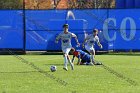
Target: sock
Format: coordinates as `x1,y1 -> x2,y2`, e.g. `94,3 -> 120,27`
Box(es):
67,57 -> 74,68
64,55 -> 68,68
67,55 -> 74,70
90,55 -> 94,64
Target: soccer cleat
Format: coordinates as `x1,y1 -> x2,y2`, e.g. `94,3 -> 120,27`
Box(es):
94,62 -> 102,65
89,62 -> 94,65
63,67 -> 68,71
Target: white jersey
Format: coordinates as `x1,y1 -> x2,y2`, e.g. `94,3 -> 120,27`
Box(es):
56,32 -> 76,47
85,34 -> 99,47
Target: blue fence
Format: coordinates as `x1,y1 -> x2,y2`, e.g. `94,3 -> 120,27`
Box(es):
0,9 -> 140,51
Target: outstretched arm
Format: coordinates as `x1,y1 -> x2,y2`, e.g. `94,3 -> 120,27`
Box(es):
96,37 -> 103,49
55,34 -> 61,43
97,42 -> 102,49
82,37 -> 88,48
71,33 -> 80,46
74,36 -> 80,46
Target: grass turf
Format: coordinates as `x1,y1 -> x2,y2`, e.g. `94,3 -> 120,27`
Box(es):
0,55 -> 140,93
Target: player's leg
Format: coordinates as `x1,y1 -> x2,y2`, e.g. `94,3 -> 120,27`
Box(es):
90,49 -> 95,64
66,48 -> 74,70
85,45 -> 95,65
85,45 -> 90,54
67,55 -> 74,70
63,53 -> 68,71
62,47 -> 68,71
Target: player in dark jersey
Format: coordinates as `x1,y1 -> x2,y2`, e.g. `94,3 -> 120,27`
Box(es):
71,48 -> 92,65
71,48 -> 102,65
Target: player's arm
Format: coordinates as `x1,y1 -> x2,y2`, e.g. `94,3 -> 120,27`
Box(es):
96,37 -> 103,49
82,36 -> 89,48
97,42 -> 102,48
82,38 -> 86,48
71,33 -> 80,46
55,34 -> 61,43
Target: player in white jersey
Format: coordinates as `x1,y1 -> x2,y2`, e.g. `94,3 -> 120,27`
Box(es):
55,24 -> 80,71
82,29 -> 103,65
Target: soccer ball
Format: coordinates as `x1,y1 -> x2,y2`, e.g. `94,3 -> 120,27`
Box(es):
50,65 -> 57,72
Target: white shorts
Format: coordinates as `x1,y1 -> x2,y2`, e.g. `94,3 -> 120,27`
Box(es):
85,45 -> 95,53
62,46 -> 72,55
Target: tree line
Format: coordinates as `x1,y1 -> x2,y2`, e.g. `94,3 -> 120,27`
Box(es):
0,0 -> 115,9
0,0 -> 23,9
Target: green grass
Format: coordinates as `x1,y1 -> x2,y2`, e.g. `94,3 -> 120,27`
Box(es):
0,55 -> 140,93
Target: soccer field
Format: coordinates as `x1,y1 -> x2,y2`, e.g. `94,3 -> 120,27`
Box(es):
0,54 -> 140,93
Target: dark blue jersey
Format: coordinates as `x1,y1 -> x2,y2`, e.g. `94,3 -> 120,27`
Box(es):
73,50 -> 90,62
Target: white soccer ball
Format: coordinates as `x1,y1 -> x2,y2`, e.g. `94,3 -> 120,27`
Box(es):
50,65 -> 57,72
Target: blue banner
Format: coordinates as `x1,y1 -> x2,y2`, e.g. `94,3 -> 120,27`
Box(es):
0,10 -> 23,49
0,9 -> 140,51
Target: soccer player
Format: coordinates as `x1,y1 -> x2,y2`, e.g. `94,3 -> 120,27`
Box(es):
71,48 -> 102,65
55,24 -> 80,71
82,29 -> 103,65
71,48 -> 91,65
